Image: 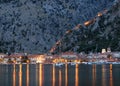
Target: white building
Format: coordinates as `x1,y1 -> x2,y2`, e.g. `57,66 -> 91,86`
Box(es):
107,48 -> 111,52
61,52 -> 78,58
101,49 -> 106,53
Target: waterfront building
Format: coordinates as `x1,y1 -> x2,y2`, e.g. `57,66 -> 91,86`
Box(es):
78,52 -> 87,58
60,52 -> 79,63
0,53 -> 7,63
112,52 -> 120,58
107,48 -> 111,52
101,49 -> 106,53
4,53 -> 24,63
28,54 -> 46,63
51,54 -> 64,63
61,52 -> 78,58
45,54 -> 53,59
0,53 -> 7,58
97,53 -> 108,58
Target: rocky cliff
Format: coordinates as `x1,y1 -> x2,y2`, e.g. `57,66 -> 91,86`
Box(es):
0,0 -> 114,54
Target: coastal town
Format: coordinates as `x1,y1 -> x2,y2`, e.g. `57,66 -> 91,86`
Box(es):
0,48 -> 120,65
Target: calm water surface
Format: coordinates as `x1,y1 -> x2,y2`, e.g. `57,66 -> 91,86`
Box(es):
0,64 -> 120,86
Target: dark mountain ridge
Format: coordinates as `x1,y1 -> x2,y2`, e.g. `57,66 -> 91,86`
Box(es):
0,0 -> 114,54
51,0 -> 120,54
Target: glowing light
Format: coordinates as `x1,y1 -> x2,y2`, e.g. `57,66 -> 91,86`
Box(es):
59,70 -> 62,86
26,64 -> 29,86
84,21 -> 90,25
97,12 -> 102,17
20,56 -> 22,59
102,49 -> 106,53
66,30 -> 72,34
52,65 -> 55,86
75,64 -> 79,86
102,65 -> 106,86
19,64 -> 22,86
39,64 -> 43,86
84,19 -> 95,27
110,64 -> 113,86
26,60 -> 30,63
84,21 -> 91,26
36,55 -> 45,63
13,60 -> 16,64
65,64 -> 68,86
13,64 -> 16,86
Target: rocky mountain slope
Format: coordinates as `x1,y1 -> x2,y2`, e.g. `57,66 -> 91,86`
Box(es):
0,0 -> 114,54
51,0 -> 120,54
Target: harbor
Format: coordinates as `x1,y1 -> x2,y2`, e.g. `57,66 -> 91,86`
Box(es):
0,48 -> 120,65
0,63 -> 119,86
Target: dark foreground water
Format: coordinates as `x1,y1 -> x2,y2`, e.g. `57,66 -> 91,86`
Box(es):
0,64 -> 120,86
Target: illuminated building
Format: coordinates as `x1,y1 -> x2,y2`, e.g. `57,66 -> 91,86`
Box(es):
97,12 -> 102,17
28,54 -> 46,63
0,53 -> 7,58
61,52 -> 78,58
101,49 -> 106,53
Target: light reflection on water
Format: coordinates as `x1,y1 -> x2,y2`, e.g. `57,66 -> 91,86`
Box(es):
59,69 -> 62,86
13,64 -> 16,86
110,64 -> 113,86
0,64 -> 120,86
26,64 -> 29,86
92,64 -> 96,86
102,65 -> 106,86
65,64 -> 68,86
19,64 -> 22,86
75,64 -> 79,86
52,65 -> 55,86
40,64 -> 44,86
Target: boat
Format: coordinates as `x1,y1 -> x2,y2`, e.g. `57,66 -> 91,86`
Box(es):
54,62 -> 64,67
70,62 -> 76,65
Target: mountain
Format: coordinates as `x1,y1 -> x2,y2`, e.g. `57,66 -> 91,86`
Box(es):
0,0 -> 114,54
51,0 -> 120,54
